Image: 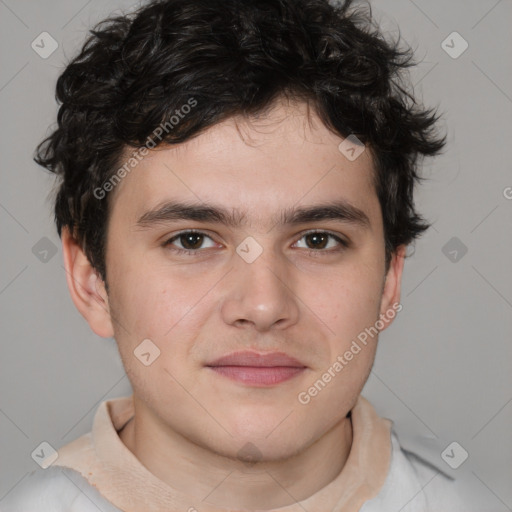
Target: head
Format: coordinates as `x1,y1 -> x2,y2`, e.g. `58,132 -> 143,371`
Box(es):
37,0 -> 445,461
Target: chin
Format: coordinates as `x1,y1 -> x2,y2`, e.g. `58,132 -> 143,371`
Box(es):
228,423 -> 309,458
213,434 -> 305,465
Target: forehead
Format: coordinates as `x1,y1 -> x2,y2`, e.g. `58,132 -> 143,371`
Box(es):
108,100 -> 379,230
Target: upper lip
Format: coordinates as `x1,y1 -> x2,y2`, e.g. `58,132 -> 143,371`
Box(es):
206,351 -> 306,368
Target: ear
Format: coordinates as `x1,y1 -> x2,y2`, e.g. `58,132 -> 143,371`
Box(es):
61,227 -> 115,338
378,244 -> 406,332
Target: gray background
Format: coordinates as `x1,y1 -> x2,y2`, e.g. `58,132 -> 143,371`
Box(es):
1,0 -> 511,508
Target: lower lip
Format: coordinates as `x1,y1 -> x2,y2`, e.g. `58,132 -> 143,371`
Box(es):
208,366 -> 305,386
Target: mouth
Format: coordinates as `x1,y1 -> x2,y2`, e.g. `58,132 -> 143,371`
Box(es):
205,351 -> 307,387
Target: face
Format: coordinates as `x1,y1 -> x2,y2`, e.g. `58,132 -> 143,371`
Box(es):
81,98 -> 404,462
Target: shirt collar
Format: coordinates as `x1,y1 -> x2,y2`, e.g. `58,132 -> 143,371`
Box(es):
55,394 -> 392,511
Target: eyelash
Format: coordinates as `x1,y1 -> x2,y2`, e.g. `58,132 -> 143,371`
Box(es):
162,229 -> 349,257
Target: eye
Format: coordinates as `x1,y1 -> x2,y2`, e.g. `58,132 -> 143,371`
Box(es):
162,229 -> 349,257
163,230 -> 218,255
293,230 -> 348,253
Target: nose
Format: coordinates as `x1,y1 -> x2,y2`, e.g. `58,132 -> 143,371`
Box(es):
220,245 -> 300,332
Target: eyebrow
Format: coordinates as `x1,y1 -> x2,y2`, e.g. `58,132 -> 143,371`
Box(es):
135,199 -> 371,231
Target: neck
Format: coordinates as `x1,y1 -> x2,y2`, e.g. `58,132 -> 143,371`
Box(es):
119,398 -> 353,510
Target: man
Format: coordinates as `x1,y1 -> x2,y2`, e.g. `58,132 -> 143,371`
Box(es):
3,0 -> 475,510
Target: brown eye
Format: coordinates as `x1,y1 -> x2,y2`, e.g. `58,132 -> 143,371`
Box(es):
294,231 -> 348,253
178,232 -> 204,250
163,231 -> 217,253
305,232 -> 329,249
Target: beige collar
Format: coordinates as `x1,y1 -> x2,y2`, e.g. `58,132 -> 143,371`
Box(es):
56,394 -> 392,511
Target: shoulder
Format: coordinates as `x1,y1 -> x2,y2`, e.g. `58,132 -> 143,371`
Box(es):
1,466 -> 121,512
361,430 -> 480,512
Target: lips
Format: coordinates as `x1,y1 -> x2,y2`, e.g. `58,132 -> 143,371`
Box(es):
207,351 -> 306,368
206,351 -> 307,386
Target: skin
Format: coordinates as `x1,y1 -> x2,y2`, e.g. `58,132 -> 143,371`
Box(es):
62,97 -> 405,510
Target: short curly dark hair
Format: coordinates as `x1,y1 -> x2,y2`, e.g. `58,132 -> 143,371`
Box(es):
35,0 -> 445,284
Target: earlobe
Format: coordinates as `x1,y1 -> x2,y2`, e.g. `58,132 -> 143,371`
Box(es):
61,227 -> 115,338
378,245 -> 406,332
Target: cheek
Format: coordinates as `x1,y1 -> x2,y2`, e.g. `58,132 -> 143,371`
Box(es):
107,261 -> 214,387
296,267 -> 382,427
109,258 -> 205,340
305,259 -> 383,342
